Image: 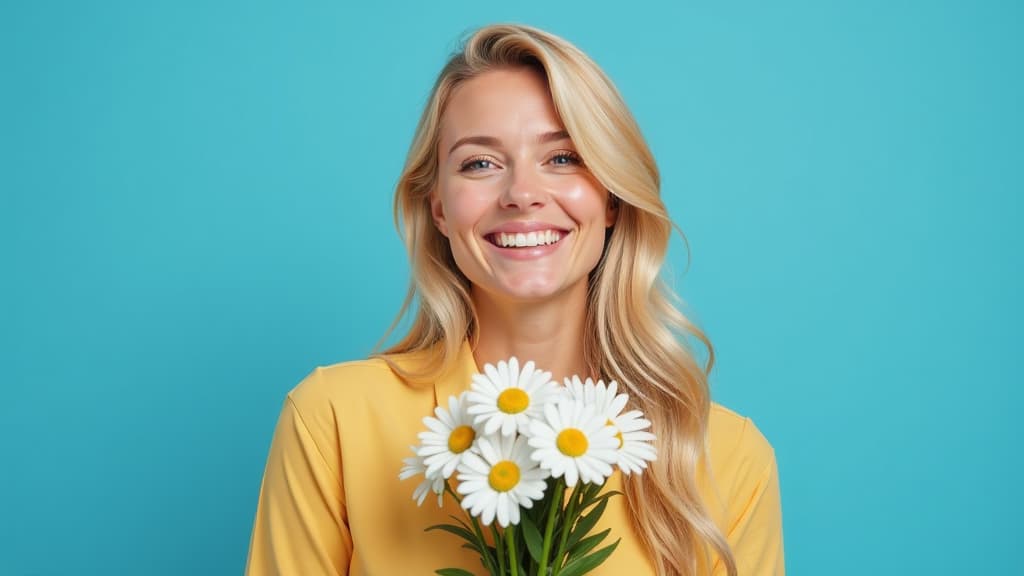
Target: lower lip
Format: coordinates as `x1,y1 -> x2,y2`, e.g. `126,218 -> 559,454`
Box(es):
485,235 -> 568,260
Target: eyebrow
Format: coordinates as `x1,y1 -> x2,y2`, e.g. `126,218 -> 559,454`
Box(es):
447,130 -> 572,155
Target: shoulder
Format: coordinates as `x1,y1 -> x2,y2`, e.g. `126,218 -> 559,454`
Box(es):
283,351 -> 436,428
287,352 -> 422,406
707,403 -> 776,467
288,357 -> 397,402
704,402 -> 778,513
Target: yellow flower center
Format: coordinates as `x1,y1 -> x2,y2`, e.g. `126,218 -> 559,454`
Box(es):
556,428 -> 589,457
496,388 -> 529,414
607,419 -> 624,449
448,425 -> 475,453
488,460 -> 521,492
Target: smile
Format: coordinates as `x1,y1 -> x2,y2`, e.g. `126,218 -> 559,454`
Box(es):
486,230 -> 564,248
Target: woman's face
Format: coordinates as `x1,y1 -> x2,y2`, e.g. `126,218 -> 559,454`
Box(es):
431,67 -> 616,305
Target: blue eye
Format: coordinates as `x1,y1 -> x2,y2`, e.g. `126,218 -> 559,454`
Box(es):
459,156 -> 496,172
550,152 -> 582,166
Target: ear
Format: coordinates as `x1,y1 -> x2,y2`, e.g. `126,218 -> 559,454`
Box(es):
605,193 -> 619,228
429,188 -> 450,237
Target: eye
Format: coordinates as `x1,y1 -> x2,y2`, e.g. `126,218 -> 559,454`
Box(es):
548,151 -> 583,167
459,156 -> 498,172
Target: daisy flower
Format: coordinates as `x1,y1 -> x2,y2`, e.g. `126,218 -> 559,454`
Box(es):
563,376 -> 657,475
528,398 -> 620,487
563,376 -> 628,418
399,448 -> 444,507
466,357 -> 558,437
456,434 -> 549,527
416,392 -> 479,479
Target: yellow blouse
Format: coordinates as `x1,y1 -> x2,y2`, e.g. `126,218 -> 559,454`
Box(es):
245,342 -> 785,575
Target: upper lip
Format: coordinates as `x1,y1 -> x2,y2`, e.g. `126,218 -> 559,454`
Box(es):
485,221 -> 571,235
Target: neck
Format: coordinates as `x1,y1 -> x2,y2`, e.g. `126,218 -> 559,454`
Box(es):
470,282 -> 591,384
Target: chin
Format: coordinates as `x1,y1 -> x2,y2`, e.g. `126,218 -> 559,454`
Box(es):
484,277 -> 585,304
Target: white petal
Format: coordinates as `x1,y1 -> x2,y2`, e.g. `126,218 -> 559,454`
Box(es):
466,401 -> 497,415
441,456 -> 460,479
544,402 -> 563,430
576,457 -> 598,484
563,462 -> 579,487
418,444 -> 448,457
458,479 -> 488,494
481,498 -> 497,526
460,452 -> 491,475
485,362 -> 501,387
496,492 -> 510,527
517,360 -> 534,388
529,419 -> 556,439
483,415 -> 503,436
608,394 -> 628,419
473,372 -> 500,394
500,416 -> 517,436
437,404 -> 455,428
587,456 -> 615,480
622,431 -> 656,443
422,418 -> 449,435
508,501 -> 521,525
507,357 -> 520,386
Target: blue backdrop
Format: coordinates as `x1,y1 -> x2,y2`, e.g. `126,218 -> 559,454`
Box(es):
2,1 -> 1020,574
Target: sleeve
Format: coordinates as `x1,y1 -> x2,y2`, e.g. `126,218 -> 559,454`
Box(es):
715,421 -> 785,576
245,379 -> 351,575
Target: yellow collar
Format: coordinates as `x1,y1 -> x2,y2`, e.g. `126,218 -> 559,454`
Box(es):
433,339 -> 479,406
381,339 -> 480,407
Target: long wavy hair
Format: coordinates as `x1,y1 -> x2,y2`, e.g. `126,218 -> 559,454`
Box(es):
377,24 -> 737,576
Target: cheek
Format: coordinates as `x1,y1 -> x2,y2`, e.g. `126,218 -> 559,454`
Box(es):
558,181 -> 609,225
559,182 -> 610,265
440,182 -> 493,233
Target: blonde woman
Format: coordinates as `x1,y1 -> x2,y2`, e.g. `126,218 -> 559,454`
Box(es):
246,24 -> 784,576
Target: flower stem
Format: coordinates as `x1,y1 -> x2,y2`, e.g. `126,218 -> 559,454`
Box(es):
538,477 -> 565,575
552,482 -> 584,574
448,482 -> 497,574
444,480 -> 462,504
506,524 -> 519,576
469,515 -> 497,575
490,524 -> 505,576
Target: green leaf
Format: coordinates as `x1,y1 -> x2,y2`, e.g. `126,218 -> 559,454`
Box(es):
448,514 -> 476,533
426,523 -> 478,546
566,528 -> 610,562
463,542 -> 498,558
520,514 -> 544,564
435,569 -> 476,576
566,497 -> 609,549
578,490 -> 623,514
427,522 -> 488,558
556,539 -> 621,576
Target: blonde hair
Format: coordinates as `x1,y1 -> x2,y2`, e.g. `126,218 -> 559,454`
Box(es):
378,24 -> 737,576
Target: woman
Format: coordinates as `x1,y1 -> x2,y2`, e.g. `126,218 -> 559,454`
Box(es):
246,24 -> 783,576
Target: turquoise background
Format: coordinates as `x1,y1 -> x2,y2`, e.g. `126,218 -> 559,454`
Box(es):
2,0 -> 1020,574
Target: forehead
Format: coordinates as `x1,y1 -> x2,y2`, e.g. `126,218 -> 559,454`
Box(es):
439,67 -> 564,149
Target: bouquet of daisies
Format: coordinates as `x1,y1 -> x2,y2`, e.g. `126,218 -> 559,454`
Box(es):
399,358 -> 656,576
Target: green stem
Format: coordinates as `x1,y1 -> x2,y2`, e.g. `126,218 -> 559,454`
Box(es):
538,477 -> 565,575
490,524 -> 505,576
470,515 -> 497,575
552,483 -> 584,575
444,481 -> 462,504
447,482 -> 498,574
506,524 -> 519,576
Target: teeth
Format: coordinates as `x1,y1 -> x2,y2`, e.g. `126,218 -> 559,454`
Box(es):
496,230 -> 562,248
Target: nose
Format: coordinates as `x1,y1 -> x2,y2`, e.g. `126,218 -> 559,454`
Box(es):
499,165 -> 547,211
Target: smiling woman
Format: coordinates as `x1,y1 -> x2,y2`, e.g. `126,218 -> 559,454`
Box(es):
431,67 -> 615,304
245,23 -> 784,576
